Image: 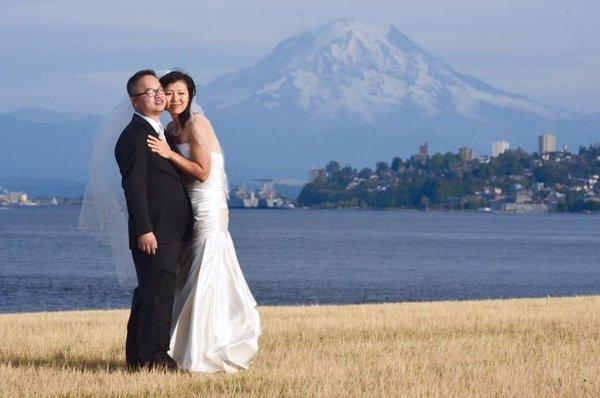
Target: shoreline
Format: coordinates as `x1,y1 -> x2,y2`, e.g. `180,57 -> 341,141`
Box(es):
2,293 -> 599,316
4,203 -> 600,215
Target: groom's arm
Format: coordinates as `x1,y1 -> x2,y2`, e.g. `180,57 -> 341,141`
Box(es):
116,131 -> 153,239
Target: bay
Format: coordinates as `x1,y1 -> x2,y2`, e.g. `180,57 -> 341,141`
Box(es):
1,206 -> 599,313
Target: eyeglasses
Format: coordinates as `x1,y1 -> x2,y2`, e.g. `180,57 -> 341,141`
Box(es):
131,87 -> 165,98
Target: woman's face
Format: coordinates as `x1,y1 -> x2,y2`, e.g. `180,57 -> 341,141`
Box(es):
164,80 -> 190,116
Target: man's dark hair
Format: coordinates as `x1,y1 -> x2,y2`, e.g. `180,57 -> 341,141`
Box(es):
160,71 -> 197,127
127,69 -> 157,97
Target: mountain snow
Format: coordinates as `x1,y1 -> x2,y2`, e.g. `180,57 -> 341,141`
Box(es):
202,20 -> 573,121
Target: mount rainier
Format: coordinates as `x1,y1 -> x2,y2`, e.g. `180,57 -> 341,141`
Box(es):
200,20 -> 597,182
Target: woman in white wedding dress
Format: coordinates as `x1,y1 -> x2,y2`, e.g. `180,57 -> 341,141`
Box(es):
147,71 -> 261,373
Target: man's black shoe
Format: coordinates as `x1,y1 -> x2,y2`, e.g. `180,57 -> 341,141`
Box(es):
149,355 -> 178,371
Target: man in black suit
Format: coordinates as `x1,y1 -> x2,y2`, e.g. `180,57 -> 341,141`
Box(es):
115,70 -> 192,370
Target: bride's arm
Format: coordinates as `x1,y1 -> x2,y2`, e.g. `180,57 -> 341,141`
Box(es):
146,132 -> 210,182
186,114 -> 213,179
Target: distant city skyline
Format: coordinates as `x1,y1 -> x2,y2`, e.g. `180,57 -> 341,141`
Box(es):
1,0 -> 599,114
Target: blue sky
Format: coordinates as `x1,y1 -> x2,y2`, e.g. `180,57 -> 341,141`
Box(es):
1,0 -> 598,114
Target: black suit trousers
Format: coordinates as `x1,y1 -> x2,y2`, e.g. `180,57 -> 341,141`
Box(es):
126,241 -> 183,366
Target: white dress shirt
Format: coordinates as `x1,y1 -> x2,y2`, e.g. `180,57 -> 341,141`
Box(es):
134,111 -> 165,141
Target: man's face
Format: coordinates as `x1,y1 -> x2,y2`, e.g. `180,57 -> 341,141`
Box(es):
130,75 -> 165,116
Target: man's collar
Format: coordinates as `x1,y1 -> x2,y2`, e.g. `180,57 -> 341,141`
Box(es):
134,111 -> 163,135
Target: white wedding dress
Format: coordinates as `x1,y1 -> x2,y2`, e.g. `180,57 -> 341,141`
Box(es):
168,143 -> 261,373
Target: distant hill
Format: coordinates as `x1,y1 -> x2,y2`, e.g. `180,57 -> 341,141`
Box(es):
0,108 -> 102,187
0,177 -> 85,197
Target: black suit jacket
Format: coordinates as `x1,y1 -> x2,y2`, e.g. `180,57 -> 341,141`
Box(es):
115,114 -> 192,249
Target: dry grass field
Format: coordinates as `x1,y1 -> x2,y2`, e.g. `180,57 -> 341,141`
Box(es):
1,296 -> 599,397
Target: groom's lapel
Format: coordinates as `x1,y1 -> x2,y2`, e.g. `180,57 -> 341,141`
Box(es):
132,114 -> 159,138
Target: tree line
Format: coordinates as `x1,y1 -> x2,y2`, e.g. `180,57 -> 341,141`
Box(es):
297,145 -> 600,211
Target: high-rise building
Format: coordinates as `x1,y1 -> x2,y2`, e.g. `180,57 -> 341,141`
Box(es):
459,146 -> 475,162
492,140 -> 510,157
538,133 -> 556,154
309,167 -> 324,182
419,142 -> 429,158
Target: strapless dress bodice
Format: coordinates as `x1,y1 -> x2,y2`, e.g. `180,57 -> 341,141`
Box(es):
176,143 -> 229,211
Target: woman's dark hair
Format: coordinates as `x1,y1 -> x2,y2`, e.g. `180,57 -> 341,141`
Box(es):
160,71 -> 197,127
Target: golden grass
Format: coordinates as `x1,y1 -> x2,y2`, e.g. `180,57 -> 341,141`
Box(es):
1,296 -> 599,397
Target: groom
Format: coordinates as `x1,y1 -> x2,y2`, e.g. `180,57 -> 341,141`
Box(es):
115,69 -> 192,370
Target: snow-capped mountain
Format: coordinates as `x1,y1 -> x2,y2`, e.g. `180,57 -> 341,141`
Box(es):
203,20 -> 572,122
198,20 -> 597,182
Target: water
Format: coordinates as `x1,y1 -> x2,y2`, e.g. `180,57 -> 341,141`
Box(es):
1,205 -> 599,313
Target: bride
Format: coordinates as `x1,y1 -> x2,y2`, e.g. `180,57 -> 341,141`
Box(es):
146,71 -> 261,373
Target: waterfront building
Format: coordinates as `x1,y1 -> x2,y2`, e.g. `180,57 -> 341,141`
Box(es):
0,191 -> 37,206
492,140 -> 510,157
228,182 -> 294,209
228,185 -> 259,208
538,133 -> 557,154
503,202 -> 549,214
515,190 -> 533,204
